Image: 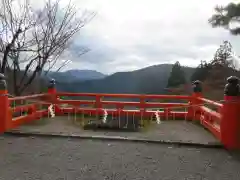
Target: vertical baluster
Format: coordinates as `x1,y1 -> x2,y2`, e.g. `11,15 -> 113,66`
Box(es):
125,111 -> 128,128
118,109 -> 121,129
184,107 -> 187,121
132,112 -> 135,129
74,107 -> 77,122
173,110 -> 175,121
40,103 -> 43,120
81,110 -> 85,127
20,100 -> 23,116
166,108 -> 169,121
193,106 -> 196,121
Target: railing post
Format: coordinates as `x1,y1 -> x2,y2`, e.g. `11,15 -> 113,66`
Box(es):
188,80 -> 202,121
95,95 -> 103,119
221,76 -> 240,150
95,96 -> 102,109
47,79 -> 61,115
140,95 -> 146,114
0,73 -> 10,133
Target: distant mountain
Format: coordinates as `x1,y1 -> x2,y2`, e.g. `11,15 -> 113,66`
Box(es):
65,70 -> 106,80
46,69 -> 107,82
56,64 -> 195,96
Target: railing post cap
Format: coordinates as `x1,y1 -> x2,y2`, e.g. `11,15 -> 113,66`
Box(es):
192,80 -> 202,85
224,76 -> 240,96
192,80 -> 202,93
0,73 -> 7,90
48,78 -> 56,89
49,78 -> 55,84
227,76 -> 239,84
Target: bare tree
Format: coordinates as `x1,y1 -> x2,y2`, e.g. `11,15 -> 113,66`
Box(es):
0,0 -> 96,95
0,0 -> 35,73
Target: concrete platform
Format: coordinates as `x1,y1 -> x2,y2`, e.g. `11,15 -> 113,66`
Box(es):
9,116 -> 221,146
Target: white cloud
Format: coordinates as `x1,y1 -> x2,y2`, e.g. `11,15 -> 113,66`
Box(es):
54,0 -> 240,74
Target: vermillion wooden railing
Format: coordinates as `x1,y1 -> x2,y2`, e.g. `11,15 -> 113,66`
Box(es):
9,94 -> 50,129
195,97 -> 223,140
0,74 -> 239,150
55,92 -> 191,119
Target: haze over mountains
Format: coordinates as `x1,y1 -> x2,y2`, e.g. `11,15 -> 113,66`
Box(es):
48,64 -> 195,95
47,70 -> 106,82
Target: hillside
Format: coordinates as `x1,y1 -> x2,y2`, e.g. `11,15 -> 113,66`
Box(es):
46,70 -> 106,82
56,64 -> 195,95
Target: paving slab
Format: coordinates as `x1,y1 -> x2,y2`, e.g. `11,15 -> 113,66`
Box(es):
10,116 -> 220,145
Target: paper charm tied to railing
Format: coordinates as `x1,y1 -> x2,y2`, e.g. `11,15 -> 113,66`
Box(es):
154,110 -> 161,124
48,104 -> 55,118
102,109 -> 108,123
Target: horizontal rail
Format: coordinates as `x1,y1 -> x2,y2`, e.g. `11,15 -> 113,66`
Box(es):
58,100 -> 189,109
198,97 -> 223,108
200,115 -> 221,140
57,92 -> 191,100
12,104 -> 34,113
58,100 -> 95,105
102,101 -> 188,108
9,94 -> 48,101
11,110 -> 48,129
199,106 -> 221,124
60,107 -> 187,119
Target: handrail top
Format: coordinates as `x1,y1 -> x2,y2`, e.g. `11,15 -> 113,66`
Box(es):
197,97 -> 223,108
56,92 -> 191,99
9,93 -> 49,101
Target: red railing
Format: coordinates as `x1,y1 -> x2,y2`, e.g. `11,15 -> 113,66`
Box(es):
196,97 -> 222,140
55,92 -> 190,119
0,91 -> 222,134
0,84 -> 239,150
8,94 -> 51,129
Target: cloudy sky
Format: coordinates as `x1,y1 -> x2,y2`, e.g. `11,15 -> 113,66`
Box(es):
54,0 -> 240,74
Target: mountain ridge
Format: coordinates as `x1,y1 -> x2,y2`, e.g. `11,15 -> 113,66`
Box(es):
46,69 -> 107,82
55,64 -> 195,95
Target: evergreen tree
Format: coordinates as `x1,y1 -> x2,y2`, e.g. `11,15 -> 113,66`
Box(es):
191,41 -> 236,84
191,60 -> 211,82
207,41 -> 236,89
210,41 -> 233,68
209,2 -> 240,35
167,61 -> 186,88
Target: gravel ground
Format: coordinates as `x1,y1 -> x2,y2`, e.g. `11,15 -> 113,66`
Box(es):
0,135 -> 240,180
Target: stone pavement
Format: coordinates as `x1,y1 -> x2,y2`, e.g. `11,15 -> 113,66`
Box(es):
10,116 -> 220,145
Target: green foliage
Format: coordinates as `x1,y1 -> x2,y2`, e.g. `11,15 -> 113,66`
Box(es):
210,41 -> 235,68
191,60 -> 212,82
167,61 -> 186,88
209,2 -> 240,35
191,41 -> 236,82
207,41 -> 238,89
61,96 -> 67,100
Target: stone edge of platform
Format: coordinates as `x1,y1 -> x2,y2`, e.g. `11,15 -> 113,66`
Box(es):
3,130 -> 224,149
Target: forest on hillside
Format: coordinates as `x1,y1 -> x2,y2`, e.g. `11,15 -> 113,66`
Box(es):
166,41 -> 240,100
165,2 -> 240,100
